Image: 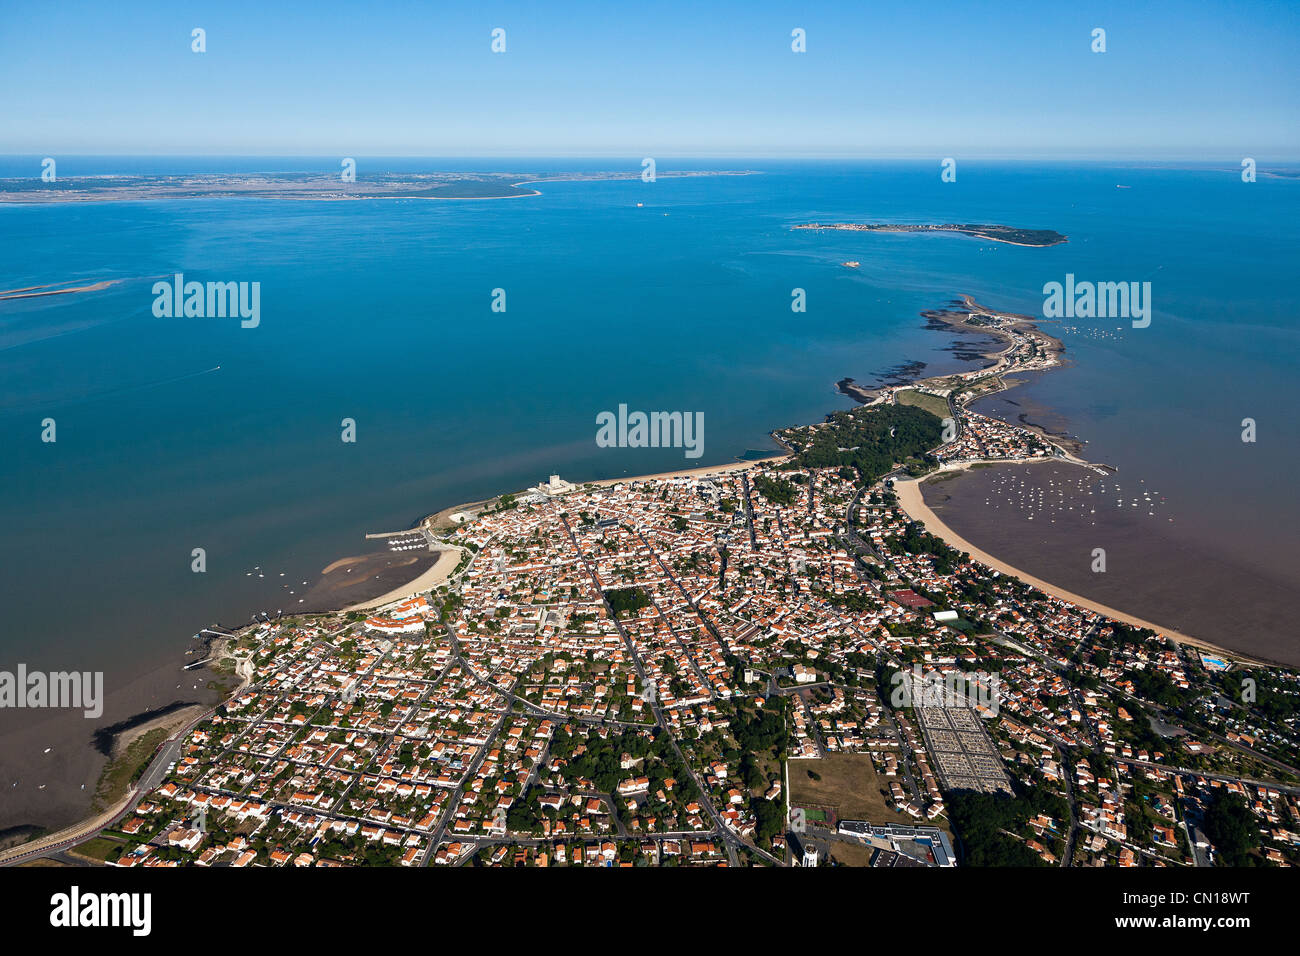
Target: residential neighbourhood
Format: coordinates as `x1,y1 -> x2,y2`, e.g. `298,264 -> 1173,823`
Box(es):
61,431 -> 1299,868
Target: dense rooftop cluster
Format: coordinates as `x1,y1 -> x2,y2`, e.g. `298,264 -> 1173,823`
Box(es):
90,449 -> 1299,868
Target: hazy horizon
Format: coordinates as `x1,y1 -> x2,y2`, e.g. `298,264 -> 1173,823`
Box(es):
3,0 -> 1296,156
4,154 -> 1299,166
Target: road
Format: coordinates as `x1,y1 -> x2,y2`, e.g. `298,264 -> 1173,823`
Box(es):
0,700 -> 226,867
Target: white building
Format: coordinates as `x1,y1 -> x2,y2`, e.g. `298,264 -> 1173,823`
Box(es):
536,474 -> 576,496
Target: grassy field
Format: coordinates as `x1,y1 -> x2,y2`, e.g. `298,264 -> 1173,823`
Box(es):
923,470 -> 963,485
788,753 -> 896,824
825,840 -> 878,867
68,835 -> 124,864
92,727 -> 168,812
894,389 -> 950,420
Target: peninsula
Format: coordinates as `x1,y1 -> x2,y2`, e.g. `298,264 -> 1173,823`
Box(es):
6,292 -> 1298,871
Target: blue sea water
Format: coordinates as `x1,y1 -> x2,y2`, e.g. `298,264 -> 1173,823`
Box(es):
1,158 -> 1297,685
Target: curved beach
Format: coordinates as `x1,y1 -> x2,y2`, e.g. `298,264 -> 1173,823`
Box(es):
893,473 -> 1258,664
343,547 -> 463,611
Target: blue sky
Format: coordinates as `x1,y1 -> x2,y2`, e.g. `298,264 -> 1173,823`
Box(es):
2,0 -> 1297,157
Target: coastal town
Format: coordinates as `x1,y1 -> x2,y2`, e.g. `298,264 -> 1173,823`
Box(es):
3,5 -> 1292,941
15,301 -> 1297,871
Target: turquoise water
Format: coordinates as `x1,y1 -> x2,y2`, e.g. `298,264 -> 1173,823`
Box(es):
1,159 -> 1297,682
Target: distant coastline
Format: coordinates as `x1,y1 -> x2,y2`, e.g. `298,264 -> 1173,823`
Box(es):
0,169 -> 757,204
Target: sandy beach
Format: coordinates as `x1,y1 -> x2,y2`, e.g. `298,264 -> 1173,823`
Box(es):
588,455 -> 788,488
420,457 -> 788,532
893,471 -> 1273,665
343,547 -> 463,611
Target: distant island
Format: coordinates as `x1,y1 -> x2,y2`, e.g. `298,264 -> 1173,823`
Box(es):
0,169 -> 756,204
793,222 -> 1068,247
